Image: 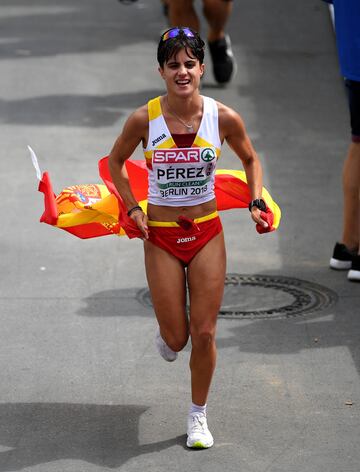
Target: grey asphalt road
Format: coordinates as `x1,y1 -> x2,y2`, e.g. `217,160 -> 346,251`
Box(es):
0,1 -> 359,471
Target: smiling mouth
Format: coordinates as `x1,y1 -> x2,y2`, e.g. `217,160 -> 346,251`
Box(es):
176,79 -> 190,86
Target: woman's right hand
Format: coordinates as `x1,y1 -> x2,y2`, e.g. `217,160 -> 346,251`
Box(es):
130,209 -> 149,240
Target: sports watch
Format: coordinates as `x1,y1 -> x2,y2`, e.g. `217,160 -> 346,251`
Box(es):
248,198 -> 266,212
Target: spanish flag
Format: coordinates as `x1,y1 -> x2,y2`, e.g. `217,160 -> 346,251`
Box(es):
30,147 -> 281,239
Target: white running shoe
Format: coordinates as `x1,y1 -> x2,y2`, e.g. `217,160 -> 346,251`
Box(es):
347,255 -> 360,282
348,269 -> 360,281
155,329 -> 178,362
330,242 -> 357,270
186,412 -> 214,449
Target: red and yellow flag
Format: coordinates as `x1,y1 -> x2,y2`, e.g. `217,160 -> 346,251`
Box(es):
36,155 -> 281,239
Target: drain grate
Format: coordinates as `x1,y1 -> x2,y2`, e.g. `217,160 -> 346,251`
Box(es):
219,274 -> 337,319
137,274 -> 338,320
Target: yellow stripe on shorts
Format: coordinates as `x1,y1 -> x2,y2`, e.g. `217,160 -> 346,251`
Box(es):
147,211 -> 218,227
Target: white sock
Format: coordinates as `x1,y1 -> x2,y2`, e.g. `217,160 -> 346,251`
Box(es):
190,402 -> 207,416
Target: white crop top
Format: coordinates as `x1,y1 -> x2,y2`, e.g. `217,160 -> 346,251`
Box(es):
143,95 -> 221,206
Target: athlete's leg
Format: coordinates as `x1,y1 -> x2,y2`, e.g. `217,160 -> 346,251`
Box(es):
144,240 -> 189,352
341,142 -> 360,250
166,0 -> 200,32
186,231 -> 226,406
202,0 -> 232,42
342,80 -> 360,251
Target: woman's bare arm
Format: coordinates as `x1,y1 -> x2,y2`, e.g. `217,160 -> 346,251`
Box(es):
108,105 -> 150,238
218,102 -> 268,229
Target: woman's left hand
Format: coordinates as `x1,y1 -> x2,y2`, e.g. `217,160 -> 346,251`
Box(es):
250,207 -> 269,230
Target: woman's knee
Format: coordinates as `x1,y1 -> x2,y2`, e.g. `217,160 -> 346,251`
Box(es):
162,330 -> 189,352
190,325 -> 216,349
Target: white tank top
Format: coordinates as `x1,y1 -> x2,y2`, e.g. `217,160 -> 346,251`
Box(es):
143,95 -> 221,206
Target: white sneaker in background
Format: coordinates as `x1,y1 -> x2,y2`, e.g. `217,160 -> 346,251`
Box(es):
348,255 -> 360,282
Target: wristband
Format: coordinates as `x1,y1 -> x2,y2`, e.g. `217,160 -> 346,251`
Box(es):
127,205 -> 143,217
248,198 -> 266,212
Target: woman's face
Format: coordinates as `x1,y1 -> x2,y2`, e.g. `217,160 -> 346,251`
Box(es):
159,47 -> 204,98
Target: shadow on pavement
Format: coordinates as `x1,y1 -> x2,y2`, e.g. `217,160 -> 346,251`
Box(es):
77,288 -> 153,318
0,89 -> 163,127
216,309 -> 360,356
0,0 -> 164,60
77,287 -> 360,379
0,403 -> 184,471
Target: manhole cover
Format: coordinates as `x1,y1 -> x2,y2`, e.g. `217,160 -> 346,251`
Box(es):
137,274 -> 338,320
219,274 -> 337,319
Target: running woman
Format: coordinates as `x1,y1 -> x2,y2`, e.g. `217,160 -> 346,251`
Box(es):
108,27 -> 269,449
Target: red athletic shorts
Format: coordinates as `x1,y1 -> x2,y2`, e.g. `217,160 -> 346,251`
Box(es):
147,211 -> 223,265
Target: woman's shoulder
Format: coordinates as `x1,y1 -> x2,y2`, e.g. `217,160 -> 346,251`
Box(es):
120,104 -> 149,141
130,95 -> 164,122
214,100 -> 237,116
125,103 -> 148,129
212,100 -> 243,129
123,95 -> 164,135
201,95 -> 237,118
131,103 -> 148,119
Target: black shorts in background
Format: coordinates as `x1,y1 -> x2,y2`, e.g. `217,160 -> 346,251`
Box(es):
345,78 -> 360,142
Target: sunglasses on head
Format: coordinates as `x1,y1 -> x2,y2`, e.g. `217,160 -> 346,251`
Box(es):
161,27 -> 195,42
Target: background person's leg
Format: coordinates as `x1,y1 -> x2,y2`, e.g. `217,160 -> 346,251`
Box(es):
342,79 -> 360,252
203,0 -> 235,83
330,79 -> 360,273
344,142 -> 360,281
341,142 -> 360,250
202,0 -> 232,42
167,0 -> 200,32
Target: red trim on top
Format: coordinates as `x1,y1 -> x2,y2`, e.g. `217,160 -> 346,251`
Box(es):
172,133 -> 196,148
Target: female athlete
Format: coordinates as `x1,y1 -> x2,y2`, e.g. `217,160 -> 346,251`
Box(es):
108,27 -> 269,449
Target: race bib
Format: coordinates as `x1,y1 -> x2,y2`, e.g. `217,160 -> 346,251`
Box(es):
152,147 -> 217,199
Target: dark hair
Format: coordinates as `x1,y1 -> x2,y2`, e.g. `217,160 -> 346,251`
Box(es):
157,27 -> 205,68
